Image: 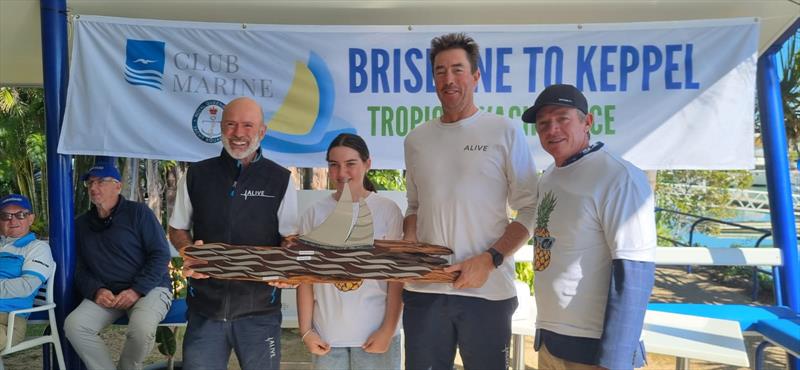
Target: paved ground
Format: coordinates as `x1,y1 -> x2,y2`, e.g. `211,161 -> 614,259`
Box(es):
3,266 -> 792,369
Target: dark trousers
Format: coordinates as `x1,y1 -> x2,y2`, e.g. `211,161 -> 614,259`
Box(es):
402,290 -> 518,370
182,310 -> 282,370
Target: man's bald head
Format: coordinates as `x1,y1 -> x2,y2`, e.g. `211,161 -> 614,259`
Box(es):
223,97 -> 265,128
221,97 -> 267,165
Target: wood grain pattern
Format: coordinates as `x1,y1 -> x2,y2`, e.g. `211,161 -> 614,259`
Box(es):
181,236 -> 457,284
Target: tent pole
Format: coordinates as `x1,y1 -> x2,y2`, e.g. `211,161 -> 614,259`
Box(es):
757,44 -> 799,370
40,0 -> 82,368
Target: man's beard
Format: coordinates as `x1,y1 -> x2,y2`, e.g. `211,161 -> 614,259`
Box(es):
222,135 -> 261,160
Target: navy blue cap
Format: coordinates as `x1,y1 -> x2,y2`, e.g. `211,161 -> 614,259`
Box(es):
81,164 -> 121,181
522,84 -> 588,123
0,194 -> 33,212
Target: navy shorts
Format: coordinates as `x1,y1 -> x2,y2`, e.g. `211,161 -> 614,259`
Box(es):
402,290 -> 518,370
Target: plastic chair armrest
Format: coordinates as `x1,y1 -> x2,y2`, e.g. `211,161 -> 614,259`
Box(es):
3,303 -> 56,354
6,304 -> 54,318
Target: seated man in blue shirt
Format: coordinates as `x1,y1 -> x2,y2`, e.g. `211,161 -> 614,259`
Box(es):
0,194 -> 54,350
522,84 -> 657,370
64,160 -> 172,370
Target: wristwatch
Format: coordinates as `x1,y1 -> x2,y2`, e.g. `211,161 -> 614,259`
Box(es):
487,247 -> 503,268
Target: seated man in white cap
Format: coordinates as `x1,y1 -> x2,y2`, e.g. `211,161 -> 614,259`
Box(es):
0,194 -> 54,353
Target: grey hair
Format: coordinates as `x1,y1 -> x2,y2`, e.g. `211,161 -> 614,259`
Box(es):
577,110 -> 591,139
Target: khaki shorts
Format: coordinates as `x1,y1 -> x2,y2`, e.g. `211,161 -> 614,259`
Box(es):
0,313 -> 28,349
538,342 -> 603,370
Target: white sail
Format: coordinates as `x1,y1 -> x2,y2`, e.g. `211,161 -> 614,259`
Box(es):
299,181 -> 374,249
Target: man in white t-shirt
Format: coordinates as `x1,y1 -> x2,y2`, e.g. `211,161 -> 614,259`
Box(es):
522,84 -> 656,370
402,32 -> 539,369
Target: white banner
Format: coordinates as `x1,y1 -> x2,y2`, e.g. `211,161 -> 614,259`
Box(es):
59,16 -> 758,170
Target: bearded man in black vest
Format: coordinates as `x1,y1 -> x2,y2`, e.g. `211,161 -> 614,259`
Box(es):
169,97 -> 298,370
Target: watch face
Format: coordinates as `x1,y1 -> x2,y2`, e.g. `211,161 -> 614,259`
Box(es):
491,250 -> 503,267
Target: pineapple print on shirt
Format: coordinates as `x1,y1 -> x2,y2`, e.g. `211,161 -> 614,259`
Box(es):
534,191 -> 558,271
333,280 -> 363,292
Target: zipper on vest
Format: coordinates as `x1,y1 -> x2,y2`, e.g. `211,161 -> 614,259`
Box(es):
225,161 -> 242,251
223,279 -> 231,321
229,162 -> 242,198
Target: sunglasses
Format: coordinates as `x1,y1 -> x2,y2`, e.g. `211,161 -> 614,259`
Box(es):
534,236 -> 555,250
83,178 -> 119,188
0,211 -> 31,221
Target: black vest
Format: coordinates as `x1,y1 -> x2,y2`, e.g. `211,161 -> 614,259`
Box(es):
186,149 -> 290,320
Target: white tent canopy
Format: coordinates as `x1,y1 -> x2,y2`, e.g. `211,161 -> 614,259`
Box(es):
1,0 -> 798,86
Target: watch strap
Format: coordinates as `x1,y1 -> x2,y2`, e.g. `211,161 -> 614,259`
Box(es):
487,247 -> 503,268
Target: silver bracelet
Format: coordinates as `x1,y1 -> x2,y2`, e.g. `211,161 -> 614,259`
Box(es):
301,328 -> 314,341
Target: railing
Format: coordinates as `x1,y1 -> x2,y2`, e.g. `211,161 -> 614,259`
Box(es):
655,208 -> 782,304
750,169 -> 800,192
659,183 -> 800,215
728,188 -> 800,215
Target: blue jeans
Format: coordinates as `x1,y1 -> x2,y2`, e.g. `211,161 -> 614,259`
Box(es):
402,290 -> 517,370
182,311 -> 282,370
312,335 -> 401,370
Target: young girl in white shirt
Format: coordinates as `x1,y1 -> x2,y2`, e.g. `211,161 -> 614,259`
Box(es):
297,133 -> 403,370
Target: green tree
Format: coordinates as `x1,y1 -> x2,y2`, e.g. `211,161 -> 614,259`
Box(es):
778,29 -> 800,157
367,169 -> 406,191
72,155 -> 96,214
0,87 -> 48,235
655,170 -> 753,244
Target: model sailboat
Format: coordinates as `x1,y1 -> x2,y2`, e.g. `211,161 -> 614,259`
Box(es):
180,184 -> 457,284
299,182 -> 374,250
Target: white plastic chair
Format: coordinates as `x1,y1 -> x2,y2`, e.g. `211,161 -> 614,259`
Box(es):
0,265 -> 66,370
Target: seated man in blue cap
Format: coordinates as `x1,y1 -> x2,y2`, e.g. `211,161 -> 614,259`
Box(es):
64,160 -> 172,370
0,194 -> 54,351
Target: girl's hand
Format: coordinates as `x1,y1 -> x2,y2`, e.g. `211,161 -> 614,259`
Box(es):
362,328 -> 393,354
302,330 -> 331,356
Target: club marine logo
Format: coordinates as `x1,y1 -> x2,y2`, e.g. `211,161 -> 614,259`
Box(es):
192,100 -> 226,143
125,39 -> 166,90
